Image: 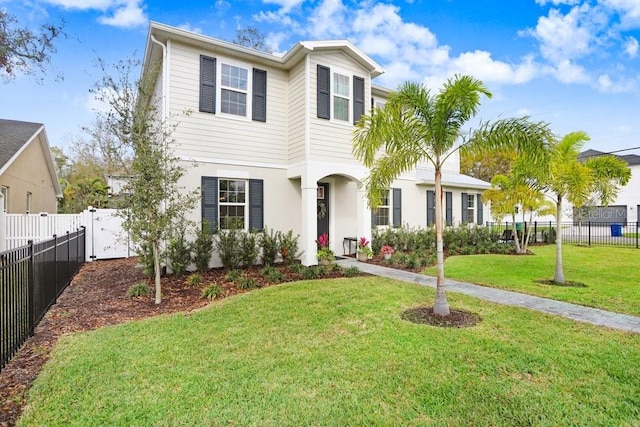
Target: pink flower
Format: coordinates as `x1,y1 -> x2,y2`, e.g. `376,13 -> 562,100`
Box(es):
358,236 -> 370,248
316,233 -> 329,248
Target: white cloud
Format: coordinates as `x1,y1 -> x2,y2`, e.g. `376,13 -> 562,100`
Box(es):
624,36 -> 639,57
596,73 -> 638,92
177,23 -> 203,34
523,5 -> 593,63
553,59 -> 590,83
42,0 -> 147,27
307,0 -> 347,39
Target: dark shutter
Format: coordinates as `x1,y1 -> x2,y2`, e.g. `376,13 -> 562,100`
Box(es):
353,76 -> 365,124
392,188 -> 402,228
461,192 -> 468,224
317,65 -> 330,119
477,193 -> 483,225
201,176 -> 218,233
249,179 -> 264,231
200,56 -> 216,113
445,192 -> 453,226
426,190 -> 435,226
252,68 -> 267,122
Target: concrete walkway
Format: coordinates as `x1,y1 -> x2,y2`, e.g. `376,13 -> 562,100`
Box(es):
336,258 -> 640,334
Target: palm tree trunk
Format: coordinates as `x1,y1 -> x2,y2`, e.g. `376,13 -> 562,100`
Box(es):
512,213 -> 521,254
153,241 -> 162,304
553,195 -> 565,284
433,168 -> 450,316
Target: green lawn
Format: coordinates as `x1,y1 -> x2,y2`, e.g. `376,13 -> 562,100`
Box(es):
19,277 -> 640,426
425,245 -> 640,316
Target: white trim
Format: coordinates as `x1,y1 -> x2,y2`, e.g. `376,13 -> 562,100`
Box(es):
305,54 -> 311,161
178,155 -> 287,170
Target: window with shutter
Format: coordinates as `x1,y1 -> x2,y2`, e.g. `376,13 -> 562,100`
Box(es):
353,76 -> 364,124
317,65 -> 330,119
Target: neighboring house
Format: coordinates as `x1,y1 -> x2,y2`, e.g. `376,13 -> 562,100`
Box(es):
575,149 -> 640,223
142,22 -> 491,266
0,119 -> 62,213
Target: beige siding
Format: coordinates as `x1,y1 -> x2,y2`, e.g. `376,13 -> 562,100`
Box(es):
167,42 -> 288,165
287,59 -> 306,164
0,135 -> 58,213
309,51 -> 370,164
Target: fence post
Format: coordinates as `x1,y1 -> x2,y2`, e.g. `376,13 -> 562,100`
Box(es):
636,222 -> 639,249
53,234 -> 58,300
588,222 -> 591,247
0,193 -> 5,252
28,240 -> 35,336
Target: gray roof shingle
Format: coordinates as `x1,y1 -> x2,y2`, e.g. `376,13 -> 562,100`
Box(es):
0,119 -> 44,169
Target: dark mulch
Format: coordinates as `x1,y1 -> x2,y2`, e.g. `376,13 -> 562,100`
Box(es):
0,258 -> 361,426
401,306 -> 481,328
535,279 -> 588,288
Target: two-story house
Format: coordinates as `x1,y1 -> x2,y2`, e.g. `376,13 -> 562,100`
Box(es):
142,22 -> 491,266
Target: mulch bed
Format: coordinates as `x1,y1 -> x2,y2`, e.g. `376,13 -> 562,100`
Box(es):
401,306 -> 481,328
0,257 -> 358,426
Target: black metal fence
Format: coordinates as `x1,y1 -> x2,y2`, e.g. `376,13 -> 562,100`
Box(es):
1,228 -> 85,371
486,221 -> 640,249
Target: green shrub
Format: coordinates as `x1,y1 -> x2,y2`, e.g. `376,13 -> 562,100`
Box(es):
239,232 -> 259,267
260,228 -> 279,266
343,266 -> 360,277
405,255 -> 419,269
237,276 -> 257,290
225,269 -> 242,283
302,266 -> 319,280
126,282 -> 150,297
186,273 -> 202,286
331,263 -> 344,274
264,269 -> 284,283
201,283 -> 223,299
193,221 -> 214,273
136,242 -> 156,277
278,230 -> 301,264
168,234 -> 191,276
216,229 -> 242,269
288,263 -> 305,274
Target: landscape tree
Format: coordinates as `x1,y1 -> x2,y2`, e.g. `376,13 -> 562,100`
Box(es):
232,27 -> 270,53
460,144 -> 515,182
0,10 -> 65,81
541,132 -> 630,284
92,56 -> 198,303
353,75 -> 553,316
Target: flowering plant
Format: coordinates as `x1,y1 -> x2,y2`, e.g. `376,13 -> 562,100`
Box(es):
380,244 -> 395,255
316,233 -> 334,261
357,236 -> 373,257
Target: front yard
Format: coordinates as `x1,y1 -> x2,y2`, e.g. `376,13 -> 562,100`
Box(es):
18,276 -> 640,426
424,245 -> 640,316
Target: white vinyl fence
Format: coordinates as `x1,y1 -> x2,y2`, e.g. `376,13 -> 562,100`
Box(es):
1,208 -> 132,260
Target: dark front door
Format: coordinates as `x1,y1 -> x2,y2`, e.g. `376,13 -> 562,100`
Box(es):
317,182 -> 329,240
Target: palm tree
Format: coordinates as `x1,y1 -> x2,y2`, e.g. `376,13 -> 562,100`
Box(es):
353,75 -> 552,316
543,132 -> 631,284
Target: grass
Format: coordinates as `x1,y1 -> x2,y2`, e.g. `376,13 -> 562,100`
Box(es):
622,232 -> 639,238
425,244 -> 640,316
19,277 -> 640,426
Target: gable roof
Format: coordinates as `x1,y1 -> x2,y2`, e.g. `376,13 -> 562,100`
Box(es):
145,21 -> 385,78
0,119 -> 63,197
579,149 -> 640,166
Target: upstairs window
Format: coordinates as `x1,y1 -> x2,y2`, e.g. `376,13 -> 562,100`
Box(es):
333,73 -> 350,122
221,64 -> 248,116
199,56 -> 267,121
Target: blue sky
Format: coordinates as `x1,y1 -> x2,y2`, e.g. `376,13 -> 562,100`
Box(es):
1,0 -> 640,155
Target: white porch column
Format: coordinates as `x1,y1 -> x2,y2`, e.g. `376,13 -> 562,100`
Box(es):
300,180 -> 318,266
0,193 -> 6,252
356,185 -> 372,245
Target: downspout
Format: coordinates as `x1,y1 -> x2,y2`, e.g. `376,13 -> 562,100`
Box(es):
149,34 -> 169,271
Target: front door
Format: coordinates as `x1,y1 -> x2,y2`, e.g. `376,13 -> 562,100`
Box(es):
317,183 -> 329,240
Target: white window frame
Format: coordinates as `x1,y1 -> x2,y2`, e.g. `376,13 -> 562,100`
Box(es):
218,178 -> 248,230
218,60 -> 251,120
373,189 -> 392,227
466,194 -> 475,223
26,191 -> 32,214
332,70 -> 351,123
1,186 -> 8,212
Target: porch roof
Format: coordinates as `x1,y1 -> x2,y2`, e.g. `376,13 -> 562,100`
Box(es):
416,169 -> 491,190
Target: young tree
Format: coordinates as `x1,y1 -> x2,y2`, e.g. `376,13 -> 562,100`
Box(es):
0,10 -> 65,81
92,56 -> 198,303
353,76 -> 552,316
543,132 -> 631,284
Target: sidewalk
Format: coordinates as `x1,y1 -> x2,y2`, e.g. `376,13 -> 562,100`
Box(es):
336,258 -> 640,334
